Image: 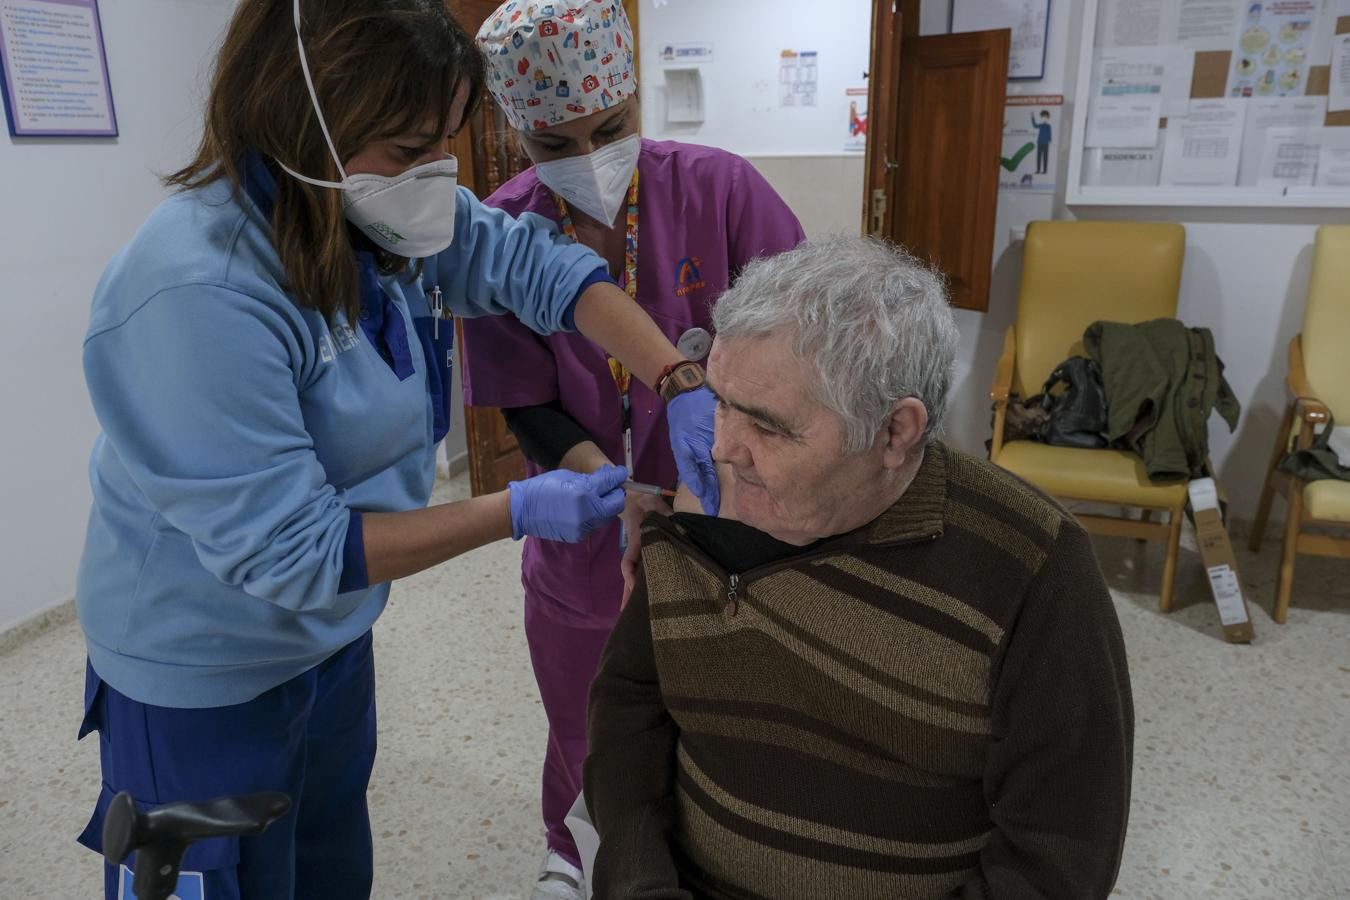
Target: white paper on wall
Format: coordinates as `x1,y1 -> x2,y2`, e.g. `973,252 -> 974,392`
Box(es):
1160,97 -> 1248,185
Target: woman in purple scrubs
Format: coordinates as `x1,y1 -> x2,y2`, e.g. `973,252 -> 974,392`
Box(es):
462,3 -> 805,896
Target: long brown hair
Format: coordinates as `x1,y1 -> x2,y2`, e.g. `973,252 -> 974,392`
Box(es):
168,0 -> 484,324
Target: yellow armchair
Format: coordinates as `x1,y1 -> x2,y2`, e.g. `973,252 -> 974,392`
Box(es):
989,221 -> 1190,612
1250,225 -> 1350,623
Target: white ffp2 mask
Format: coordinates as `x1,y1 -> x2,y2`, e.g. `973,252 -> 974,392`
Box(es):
275,0 -> 459,258
534,134 -> 641,226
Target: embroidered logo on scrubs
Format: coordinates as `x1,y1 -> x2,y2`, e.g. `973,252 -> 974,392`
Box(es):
120,864 -> 205,900
332,324 -> 360,354
674,256 -> 707,297
319,325 -> 359,364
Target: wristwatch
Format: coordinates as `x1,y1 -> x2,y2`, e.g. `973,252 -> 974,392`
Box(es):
656,360 -> 707,403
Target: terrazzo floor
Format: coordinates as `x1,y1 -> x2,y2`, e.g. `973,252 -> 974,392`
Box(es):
2,472 -> 1347,899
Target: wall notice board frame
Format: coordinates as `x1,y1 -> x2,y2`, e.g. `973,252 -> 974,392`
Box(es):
951,0 -> 1051,80
0,0 -> 117,137
1066,0 -> 1350,207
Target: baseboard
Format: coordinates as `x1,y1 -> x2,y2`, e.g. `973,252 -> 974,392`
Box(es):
0,595 -> 76,657
437,450 -> 470,482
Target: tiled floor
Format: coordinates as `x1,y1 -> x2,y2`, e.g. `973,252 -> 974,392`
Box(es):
1,473 -> 1347,899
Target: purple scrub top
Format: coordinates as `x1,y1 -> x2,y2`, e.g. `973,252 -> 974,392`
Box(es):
460,139 -> 805,627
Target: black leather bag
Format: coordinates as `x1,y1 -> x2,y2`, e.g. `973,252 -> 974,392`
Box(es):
1037,356 -> 1108,449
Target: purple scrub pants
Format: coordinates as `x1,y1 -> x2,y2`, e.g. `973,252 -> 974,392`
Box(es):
523,593 -> 617,867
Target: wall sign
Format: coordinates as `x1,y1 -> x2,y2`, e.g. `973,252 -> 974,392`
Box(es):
0,0 -> 117,137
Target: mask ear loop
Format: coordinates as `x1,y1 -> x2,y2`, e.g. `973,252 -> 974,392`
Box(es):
276,0 -> 350,189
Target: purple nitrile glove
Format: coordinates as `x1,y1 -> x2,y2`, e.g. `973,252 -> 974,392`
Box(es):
667,386 -> 720,516
508,465 -> 628,542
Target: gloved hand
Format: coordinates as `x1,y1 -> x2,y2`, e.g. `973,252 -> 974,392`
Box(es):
508,465 -> 628,542
666,386 -> 719,516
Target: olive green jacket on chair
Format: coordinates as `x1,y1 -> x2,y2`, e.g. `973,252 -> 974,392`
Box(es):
1083,319 -> 1241,481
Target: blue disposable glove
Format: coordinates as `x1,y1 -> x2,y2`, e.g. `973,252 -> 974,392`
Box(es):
508,465 -> 628,542
667,386 -> 720,515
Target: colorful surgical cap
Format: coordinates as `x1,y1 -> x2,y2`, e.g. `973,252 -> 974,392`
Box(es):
476,0 -> 637,132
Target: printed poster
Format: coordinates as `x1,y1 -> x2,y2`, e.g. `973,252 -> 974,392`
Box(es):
0,0 -> 117,136
779,49 -> 818,107
845,86 -> 868,152
1001,95 -> 1063,192
1226,0 -> 1322,98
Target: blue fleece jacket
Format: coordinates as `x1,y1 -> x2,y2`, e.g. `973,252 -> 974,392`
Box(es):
77,161 -> 609,708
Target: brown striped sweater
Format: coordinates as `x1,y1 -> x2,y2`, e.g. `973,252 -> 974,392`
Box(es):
584,444 -> 1133,899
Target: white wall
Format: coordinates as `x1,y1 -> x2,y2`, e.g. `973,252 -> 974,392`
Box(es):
0,1 -> 473,636
636,0 -> 870,237
638,0 -> 873,156
0,0 -> 238,633
924,0 -> 1342,521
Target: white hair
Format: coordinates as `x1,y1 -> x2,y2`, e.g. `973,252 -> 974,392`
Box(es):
711,236 -> 958,453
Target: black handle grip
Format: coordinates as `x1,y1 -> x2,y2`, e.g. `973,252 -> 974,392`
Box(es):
102,790 -> 291,900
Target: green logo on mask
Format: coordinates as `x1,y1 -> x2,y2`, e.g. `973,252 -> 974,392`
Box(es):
368,222 -> 406,245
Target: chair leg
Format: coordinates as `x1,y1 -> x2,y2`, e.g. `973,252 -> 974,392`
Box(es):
1159,505 -> 1184,614
1274,480 -> 1303,624
1138,509 -> 1153,544
1251,404 -> 1295,553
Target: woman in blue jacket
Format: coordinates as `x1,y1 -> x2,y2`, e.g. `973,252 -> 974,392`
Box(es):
72,1 -> 717,897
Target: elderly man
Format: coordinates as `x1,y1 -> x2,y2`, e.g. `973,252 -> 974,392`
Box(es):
583,238 -> 1133,899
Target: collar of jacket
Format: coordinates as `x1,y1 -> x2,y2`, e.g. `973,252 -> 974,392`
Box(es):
650,443 -> 949,562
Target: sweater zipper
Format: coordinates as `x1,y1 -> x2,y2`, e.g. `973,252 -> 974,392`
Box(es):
644,516 -> 938,618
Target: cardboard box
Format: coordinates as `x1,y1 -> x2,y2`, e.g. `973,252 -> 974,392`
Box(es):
1188,478 -> 1254,644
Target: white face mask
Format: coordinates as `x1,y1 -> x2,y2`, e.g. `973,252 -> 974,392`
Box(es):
534,133 -> 641,226
275,0 -> 458,258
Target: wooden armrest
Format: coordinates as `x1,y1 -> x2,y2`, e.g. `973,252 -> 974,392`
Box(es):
1286,335 -> 1331,424
990,325 -> 1016,405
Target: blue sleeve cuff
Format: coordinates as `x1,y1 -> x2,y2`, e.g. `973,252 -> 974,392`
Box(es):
563,266 -> 618,332
338,511 -> 369,593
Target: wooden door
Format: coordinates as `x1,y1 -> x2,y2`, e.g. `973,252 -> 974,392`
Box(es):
865,2 -> 1008,313
445,0 -> 642,496
447,0 -> 533,496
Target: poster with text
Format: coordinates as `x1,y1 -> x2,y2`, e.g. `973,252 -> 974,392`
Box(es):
0,0 -> 116,136
845,87 -> 868,152
779,49 -> 818,107
1226,0 -> 1321,98
1001,95 -> 1063,192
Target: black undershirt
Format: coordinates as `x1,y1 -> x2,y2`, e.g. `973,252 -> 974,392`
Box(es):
501,400 -> 593,470
507,402 -> 827,572
669,513 -> 828,574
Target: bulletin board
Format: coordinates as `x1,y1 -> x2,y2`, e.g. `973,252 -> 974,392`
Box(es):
1066,0 -> 1350,207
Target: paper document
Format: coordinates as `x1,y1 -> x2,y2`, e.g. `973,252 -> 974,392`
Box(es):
1311,0 -> 1339,65
1316,127 -> 1350,185
1226,0 -> 1321,98
1257,126 -> 1322,187
1160,98 -> 1248,186
1082,136 -> 1165,187
1097,0 -> 1175,46
1087,95 -> 1163,148
1098,0 -> 1241,50
1238,96 -> 1327,185
1176,0 -> 1243,51
1094,47 -> 1194,120
1331,34 -> 1350,114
